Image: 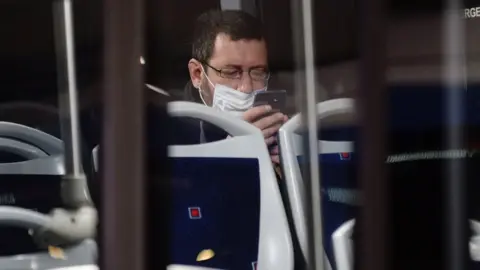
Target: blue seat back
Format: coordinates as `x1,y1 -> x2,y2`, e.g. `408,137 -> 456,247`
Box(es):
169,157 -> 260,269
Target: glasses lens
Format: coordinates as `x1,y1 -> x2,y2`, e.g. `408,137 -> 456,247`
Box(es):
250,69 -> 270,81
220,68 -> 242,79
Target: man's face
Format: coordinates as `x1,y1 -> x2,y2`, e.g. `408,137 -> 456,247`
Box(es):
189,33 -> 268,105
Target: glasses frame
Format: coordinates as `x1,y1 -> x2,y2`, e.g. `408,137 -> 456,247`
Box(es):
202,61 -> 271,82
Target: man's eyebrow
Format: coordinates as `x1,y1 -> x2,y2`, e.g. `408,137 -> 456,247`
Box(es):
222,64 -> 268,69
250,65 -> 268,69
223,64 -> 242,69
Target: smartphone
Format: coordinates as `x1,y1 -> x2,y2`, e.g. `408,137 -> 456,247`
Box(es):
252,90 -> 287,112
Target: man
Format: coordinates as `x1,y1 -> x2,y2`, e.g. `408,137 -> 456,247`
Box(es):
185,10 -> 288,164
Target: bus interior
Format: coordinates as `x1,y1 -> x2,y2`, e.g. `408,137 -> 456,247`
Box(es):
1,0 -> 480,269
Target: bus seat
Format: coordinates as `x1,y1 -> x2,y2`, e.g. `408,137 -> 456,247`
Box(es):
0,122 -> 96,269
92,101 -> 293,270
278,98 -> 355,270
167,101 -> 292,270
279,93 -> 480,270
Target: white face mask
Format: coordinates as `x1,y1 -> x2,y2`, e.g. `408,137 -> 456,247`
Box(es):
198,67 -> 267,117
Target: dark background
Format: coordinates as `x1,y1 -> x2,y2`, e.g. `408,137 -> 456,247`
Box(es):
0,0 -> 470,105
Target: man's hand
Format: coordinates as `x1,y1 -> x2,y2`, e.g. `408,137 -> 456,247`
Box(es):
243,105 -> 288,164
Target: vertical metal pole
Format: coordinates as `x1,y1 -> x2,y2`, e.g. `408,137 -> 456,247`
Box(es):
357,0 -> 388,269
102,0 -> 145,269
291,0 -> 324,269
443,0 -> 468,269
53,0 -> 92,207
53,0 -> 83,177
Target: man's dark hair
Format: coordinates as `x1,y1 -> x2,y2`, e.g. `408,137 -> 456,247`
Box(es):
192,10 -> 265,63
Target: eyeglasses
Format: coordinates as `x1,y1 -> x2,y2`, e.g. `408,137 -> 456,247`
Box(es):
202,62 -> 271,82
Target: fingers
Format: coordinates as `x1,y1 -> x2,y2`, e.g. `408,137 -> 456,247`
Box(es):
242,107 -> 289,167
253,112 -> 285,130
262,123 -> 282,139
265,136 -> 276,146
270,145 -> 279,155
243,105 -> 272,123
271,155 -> 280,164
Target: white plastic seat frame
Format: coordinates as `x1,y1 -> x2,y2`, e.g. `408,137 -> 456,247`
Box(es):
0,121 -> 64,155
278,98 -> 355,269
331,219 -> 355,270
0,122 -> 65,175
0,137 -> 48,160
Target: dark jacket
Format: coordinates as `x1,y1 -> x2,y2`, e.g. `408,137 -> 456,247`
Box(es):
183,81 -> 202,104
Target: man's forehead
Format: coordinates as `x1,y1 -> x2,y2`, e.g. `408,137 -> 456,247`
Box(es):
210,33 -> 268,67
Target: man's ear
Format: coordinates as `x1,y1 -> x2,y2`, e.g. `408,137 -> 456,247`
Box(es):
188,58 -> 202,88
